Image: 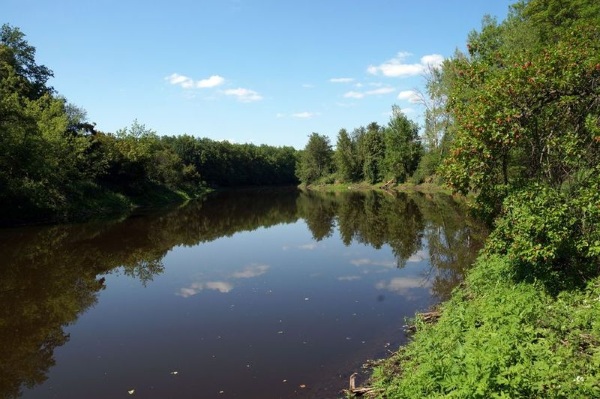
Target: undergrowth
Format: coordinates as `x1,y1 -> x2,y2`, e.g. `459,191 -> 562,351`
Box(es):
371,255 -> 600,398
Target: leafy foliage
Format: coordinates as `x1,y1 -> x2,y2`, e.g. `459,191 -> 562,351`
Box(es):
373,255 -> 600,398
296,133 -> 334,184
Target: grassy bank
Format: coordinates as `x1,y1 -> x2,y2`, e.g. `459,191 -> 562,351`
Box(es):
368,253 -> 600,398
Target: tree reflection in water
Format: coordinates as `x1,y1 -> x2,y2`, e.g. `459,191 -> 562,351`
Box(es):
0,188 -> 485,398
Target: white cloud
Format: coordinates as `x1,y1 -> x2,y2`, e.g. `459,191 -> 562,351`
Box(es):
224,88 -> 263,102
329,77 -> 354,83
197,75 -> 225,88
292,112 -> 318,119
367,52 -> 444,77
420,54 -> 444,68
276,113 -> 285,118
166,73 -> 195,88
400,107 -> 416,115
232,264 -> 270,279
343,87 -> 395,100
302,83 -> 315,88
344,91 -> 365,99
166,73 -> 225,89
397,90 -> 421,103
367,87 -> 395,95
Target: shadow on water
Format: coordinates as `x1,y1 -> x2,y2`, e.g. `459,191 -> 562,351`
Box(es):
0,188 -> 486,398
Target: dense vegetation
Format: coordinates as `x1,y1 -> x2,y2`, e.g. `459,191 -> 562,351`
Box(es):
296,106 -> 423,186
0,24 -> 298,225
369,0 -> 600,397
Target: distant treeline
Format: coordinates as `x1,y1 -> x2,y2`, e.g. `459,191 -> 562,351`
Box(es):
0,23 -> 298,224
295,106 -> 424,186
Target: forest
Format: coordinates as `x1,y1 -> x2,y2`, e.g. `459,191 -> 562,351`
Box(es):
0,25 -> 298,224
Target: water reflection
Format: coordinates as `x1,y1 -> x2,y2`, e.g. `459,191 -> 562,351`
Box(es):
0,188 -> 486,398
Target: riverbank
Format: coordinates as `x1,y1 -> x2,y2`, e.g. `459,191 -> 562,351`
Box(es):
300,182 -> 453,195
1,181 -> 210,227
360,252 -> 600,398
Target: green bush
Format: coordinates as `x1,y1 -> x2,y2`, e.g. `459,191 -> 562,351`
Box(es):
486,183 -> 600,292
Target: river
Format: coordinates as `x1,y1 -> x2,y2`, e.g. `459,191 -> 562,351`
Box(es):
0,188 -> 486,399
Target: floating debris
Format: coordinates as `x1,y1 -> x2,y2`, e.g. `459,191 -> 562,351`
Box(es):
128,389 -> 135,395
170,371 -> 179,375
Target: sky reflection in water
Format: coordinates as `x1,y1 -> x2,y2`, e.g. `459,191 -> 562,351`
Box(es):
4,190 -> 486,399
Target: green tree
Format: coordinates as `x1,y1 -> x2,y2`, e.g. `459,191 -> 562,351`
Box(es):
295,133 -> 333,184
0,24 -> 53,99
442,8 -> 600,216
383,106 -> 422,183
334,128 -> 359,182
360,122 -> 385,184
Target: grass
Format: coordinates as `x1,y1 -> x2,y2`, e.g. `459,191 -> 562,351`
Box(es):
369,254 -> 600,398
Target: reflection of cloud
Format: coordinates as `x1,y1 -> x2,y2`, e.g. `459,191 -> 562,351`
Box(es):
338,275 -> 362,281
177,281 -> 233,297
350,258 -> 396,268
205,281 -> 234,293
376,277 -> 427,297
407,250 -> 429,263
232,264 -> 270,278
282,243 -> 321,251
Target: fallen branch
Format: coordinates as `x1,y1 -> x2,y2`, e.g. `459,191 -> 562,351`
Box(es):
344,372 -> 384,397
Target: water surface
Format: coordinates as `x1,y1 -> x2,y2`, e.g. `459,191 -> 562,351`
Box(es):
0,189 -> 487,398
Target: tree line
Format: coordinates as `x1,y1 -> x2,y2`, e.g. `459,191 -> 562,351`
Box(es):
0,23 -> 299,224
295,105 -> 423,185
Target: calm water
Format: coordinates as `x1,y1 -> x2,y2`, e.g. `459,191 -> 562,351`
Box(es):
0,189 -> 487,399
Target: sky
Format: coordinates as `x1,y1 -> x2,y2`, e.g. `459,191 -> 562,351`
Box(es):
4,0 -> 514,149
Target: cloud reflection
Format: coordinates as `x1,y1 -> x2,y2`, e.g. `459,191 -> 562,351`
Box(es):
407,250 -> 428,263
375,277 -> 428,298
282,243 -> 319,250
350,258 -> 397,268
338,275 -> 362,281
178,263 -> 271,298
232,264 -> 270,278
177,281 -> 234,297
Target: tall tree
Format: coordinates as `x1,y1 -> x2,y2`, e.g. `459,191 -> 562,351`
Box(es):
361,122 -> 385,184
334,128 -> 359,182
383,106 -> 422,183
0,24 -> 53,99
296,133 -> 333,184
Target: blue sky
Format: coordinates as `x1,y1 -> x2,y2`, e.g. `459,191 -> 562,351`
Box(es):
4,0 -> 513,149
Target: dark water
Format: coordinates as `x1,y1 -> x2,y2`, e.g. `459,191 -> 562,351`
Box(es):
0,189 -> 487,399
